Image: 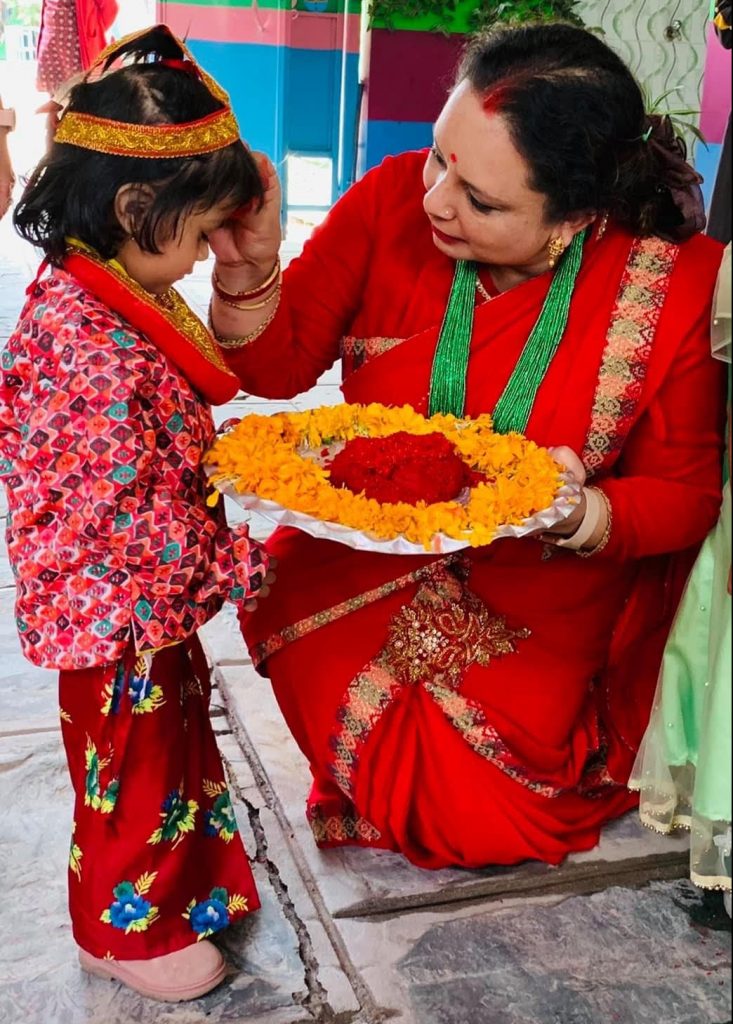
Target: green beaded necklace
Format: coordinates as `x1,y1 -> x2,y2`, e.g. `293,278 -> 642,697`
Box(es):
428,229 -> 587,433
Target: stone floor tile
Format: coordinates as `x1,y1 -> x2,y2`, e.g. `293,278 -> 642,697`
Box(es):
395,881 -> 732,1024
331,881 -> 733,1024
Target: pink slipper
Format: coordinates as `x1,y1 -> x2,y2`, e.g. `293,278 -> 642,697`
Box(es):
78,940 -> 227,1001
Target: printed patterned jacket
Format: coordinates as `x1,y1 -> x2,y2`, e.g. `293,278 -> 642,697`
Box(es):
0,269 -> 268,670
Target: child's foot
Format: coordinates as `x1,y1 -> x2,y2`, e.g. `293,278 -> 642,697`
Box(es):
78,941 -> 227,1001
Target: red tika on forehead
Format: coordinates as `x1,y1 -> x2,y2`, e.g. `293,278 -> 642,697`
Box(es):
449,153 -> 458,163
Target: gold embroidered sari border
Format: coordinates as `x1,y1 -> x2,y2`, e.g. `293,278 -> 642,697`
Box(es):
340,335 -> 407,376
306,804 -> 382,845
582,235 -> 679,476
251,557 -> 454,667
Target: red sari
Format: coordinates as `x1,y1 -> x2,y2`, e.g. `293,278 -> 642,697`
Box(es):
227,152 -> 726,869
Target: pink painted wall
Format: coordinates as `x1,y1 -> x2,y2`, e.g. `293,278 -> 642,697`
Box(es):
700,22 -> 732,144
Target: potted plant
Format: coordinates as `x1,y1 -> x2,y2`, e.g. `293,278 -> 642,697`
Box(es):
368,0 -> 583,34
469,0 -> 583,32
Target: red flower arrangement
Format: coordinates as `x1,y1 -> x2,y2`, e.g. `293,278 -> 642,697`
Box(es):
328,431 -> 479,505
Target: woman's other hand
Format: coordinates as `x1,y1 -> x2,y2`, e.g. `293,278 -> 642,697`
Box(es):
209,152 -> 282,282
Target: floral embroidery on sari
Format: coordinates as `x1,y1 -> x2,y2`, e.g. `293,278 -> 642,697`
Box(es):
582,235 -> 679,475
341,335 -> 406,377
327,564 -> 533,799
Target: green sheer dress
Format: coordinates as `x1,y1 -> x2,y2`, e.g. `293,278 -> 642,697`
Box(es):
631,245 -> 731,900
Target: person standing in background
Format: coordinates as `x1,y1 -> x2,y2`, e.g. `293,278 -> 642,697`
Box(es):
37,0 -> 118,98
0,91 -> 14,218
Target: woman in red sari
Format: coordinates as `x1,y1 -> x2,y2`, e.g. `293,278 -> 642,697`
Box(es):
208,24 -> 726,869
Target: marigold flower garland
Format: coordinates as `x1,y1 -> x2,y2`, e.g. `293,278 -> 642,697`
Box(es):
205,403 -> 565,550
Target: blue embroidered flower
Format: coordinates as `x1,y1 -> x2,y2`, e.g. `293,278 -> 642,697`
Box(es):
108,883 -> 152,930
189,896 -> 229,935
129,674 -> 153,706
204,790 -> 238,842
147,789 -> 198,845
101,874 -> 159,932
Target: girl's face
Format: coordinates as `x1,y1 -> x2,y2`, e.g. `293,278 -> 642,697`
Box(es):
422,80 -> 587,275
116,201 -> 234,295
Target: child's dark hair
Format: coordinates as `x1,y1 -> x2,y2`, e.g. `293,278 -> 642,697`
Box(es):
459,23 -> 693,240
14,26 -> 264,263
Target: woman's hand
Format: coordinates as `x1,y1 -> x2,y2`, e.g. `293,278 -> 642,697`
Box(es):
209,151 -> 282,289
537,445 -> 588,542
0,140 -> 15,220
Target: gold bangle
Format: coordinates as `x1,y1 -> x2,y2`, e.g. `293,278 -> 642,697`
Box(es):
209,298 -> 280,349
576,487 -> 613,557
215,282 -> 281,312
212,258 -> 280,300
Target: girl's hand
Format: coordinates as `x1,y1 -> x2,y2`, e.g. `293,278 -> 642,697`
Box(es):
209,152 -> 282,285
536,445 -> 588,541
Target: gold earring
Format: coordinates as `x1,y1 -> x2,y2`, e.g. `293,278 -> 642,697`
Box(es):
596,212 -> 609,239
547,237 -> 566,269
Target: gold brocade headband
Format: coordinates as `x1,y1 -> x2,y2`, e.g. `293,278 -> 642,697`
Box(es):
53,25 -> 241,158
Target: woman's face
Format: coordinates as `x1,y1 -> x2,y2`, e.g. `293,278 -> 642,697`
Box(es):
423,80 -> 585,273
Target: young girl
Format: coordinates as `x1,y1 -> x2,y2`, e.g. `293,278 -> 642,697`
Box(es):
0,26 -> 274,1002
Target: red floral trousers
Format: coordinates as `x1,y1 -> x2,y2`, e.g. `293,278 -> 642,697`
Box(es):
59,637 -> 259,960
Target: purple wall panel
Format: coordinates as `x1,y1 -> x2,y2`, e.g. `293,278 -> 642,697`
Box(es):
367,29 -> 464,124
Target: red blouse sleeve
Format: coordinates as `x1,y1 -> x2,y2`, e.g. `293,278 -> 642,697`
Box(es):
223,160 -> 387,398
596,250 -> 727,561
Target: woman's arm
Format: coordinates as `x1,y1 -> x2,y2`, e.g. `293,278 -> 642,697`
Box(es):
593,311 -> 726,561
208,157 -> 387,399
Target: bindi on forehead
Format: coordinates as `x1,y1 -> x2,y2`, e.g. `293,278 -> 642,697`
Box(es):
449,153 -> 457,163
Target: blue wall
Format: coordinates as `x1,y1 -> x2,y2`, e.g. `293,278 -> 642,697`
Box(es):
188,40 -> 359,198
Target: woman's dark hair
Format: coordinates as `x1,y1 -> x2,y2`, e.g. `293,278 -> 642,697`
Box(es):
458,23 -> 692,239
14,26 -> 264,263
